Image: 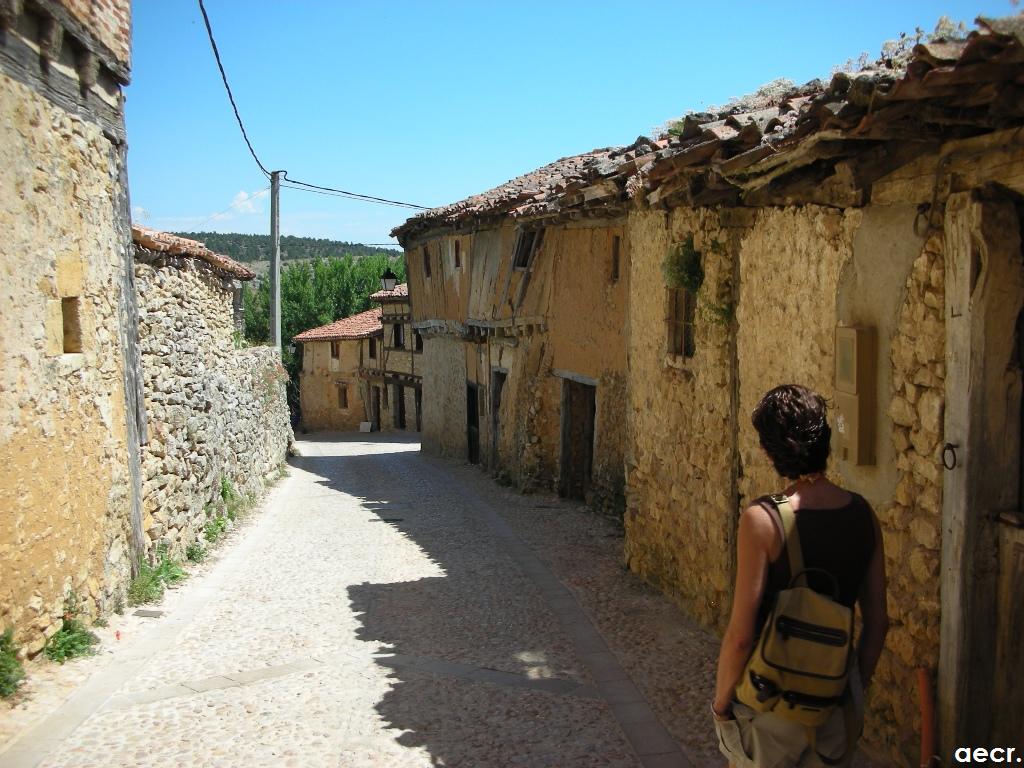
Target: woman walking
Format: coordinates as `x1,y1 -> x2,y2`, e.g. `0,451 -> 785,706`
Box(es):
712,385 -> 889,767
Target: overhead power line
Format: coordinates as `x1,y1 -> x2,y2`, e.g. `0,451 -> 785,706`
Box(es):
197,0 -> 270,178
197,0 -> 428,211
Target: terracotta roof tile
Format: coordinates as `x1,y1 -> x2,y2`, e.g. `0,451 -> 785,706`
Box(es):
393,14 -> 1024,230
293,307 -> 383,342
132,225 -> 255,280
369,282 -> 409,302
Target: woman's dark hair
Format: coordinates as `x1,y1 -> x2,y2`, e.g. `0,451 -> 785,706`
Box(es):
752,384 -> 832,480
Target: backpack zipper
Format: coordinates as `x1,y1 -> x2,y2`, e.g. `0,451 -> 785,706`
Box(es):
775,615 -> 847,646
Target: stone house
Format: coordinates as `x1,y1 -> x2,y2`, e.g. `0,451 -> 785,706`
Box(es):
294,306 -> 383,431
392,167 -> 632,512
393,17 -> 1024,763
133,227 -> 292,559
0,0 -> 140,653
362,283 -> 422,432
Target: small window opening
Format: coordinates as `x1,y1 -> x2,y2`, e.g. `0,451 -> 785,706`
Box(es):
454,240 -> 462,269
415,331 -> 424,352
368,337 -> 377,359
337,384 -> 349,409
422,245 -> 431,278
393,323 -> 405,349
513,228 -> 544,270
667,288 -> 696,358
331,341 -> 340,359
61,297 -> 82,353
610,236 -> 621,283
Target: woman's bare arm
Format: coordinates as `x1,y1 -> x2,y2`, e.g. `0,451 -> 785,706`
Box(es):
712,504 -> 775,716
856,508 -> 889,688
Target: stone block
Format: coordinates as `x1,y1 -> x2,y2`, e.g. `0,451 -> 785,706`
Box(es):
56,253 -> 84,297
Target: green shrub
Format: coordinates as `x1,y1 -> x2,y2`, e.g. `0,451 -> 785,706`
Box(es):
220,477 -> 236,503
0,628 -> 25,697
44,596 -> 99,664
662,235 -> 704,292
154,547 -> 186,586
128,560 -> 164,606
203,515 -> 227,544
185,542 -> 206,562
127,545 -> 188,607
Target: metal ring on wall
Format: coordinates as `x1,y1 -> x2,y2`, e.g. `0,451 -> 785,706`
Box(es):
942,443 -> 958,471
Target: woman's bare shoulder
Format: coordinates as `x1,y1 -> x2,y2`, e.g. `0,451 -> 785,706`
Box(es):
739,500 -> 778,546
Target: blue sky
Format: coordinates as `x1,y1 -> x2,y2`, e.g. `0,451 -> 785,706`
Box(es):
126,1 -> 1016,247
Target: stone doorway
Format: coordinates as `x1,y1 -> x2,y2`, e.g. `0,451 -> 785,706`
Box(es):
559,379 -> 595,501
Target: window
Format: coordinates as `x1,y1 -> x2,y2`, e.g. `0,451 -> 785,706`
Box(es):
61,297 -> 82,353
454,240 -> 461,269
512,228 -> 544,270
667,288 -> 696,358
337,384 -> 349,409
414,331 -> 424,353
422,245 -> 431,278
368,337 -> 377,360
330,341 -> 340,359
610,235 -> 621,283
392,323 -> 405,349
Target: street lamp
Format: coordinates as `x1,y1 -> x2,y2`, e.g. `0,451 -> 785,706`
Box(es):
380,268 -> 398,292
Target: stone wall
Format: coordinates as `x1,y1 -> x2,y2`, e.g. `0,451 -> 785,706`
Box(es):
0,71 -> 134,653
870,235 -> 945,763
625,201 -> 948,764
735,206 -> 861,503
135,251 -> 292,558
624,208 -> 738,628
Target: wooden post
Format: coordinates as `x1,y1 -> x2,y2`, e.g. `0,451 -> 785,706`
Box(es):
270,170 -> 282,349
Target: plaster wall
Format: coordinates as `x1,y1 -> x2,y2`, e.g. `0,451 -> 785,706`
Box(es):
0,72 -> 133,653
420,335 -> 468,457
299,339 -> 368,431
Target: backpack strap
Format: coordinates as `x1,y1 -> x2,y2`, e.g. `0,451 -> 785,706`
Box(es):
768,493 -> 805,585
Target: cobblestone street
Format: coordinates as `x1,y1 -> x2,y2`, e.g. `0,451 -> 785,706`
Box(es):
3,433 -> 735,767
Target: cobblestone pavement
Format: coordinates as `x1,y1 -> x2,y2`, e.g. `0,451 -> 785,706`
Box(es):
0,433 -> 880,768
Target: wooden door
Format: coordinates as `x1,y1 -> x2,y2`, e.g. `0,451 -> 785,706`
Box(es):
559,379 -> 595,501
490,370 -> 507,470
467,383 -> 480,464
371,386 -> 381,431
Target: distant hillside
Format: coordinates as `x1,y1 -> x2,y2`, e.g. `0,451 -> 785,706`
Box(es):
172,232 -> 399,263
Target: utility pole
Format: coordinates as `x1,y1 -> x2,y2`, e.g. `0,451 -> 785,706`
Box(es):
270,170 -> 282,350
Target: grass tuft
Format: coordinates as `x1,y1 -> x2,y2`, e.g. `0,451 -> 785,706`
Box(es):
0,628 -> 25,697
44,595 -> 99,664
185,542 -> 206,562
127,545 -> 186,606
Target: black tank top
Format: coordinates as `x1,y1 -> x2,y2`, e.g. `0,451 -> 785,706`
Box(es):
755,492 -> 876,630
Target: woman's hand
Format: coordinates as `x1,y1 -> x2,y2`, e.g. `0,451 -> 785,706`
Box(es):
711,701 -> 734,721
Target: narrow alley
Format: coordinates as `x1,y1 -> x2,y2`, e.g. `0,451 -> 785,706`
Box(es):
2,434 -> 729,768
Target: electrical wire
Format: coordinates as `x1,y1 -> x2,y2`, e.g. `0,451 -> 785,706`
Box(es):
281,175 -> 428,210
197,0 -> 429,211
197,0 -> 270,178
279,180 -> 426,210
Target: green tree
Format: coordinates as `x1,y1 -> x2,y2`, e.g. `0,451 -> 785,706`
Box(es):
241,254 -> 406,413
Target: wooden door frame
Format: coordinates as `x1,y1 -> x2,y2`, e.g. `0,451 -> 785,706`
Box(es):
940,192 -> 1024,752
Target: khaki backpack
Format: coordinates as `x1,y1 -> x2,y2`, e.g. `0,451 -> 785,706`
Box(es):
735,494 -> 855,730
